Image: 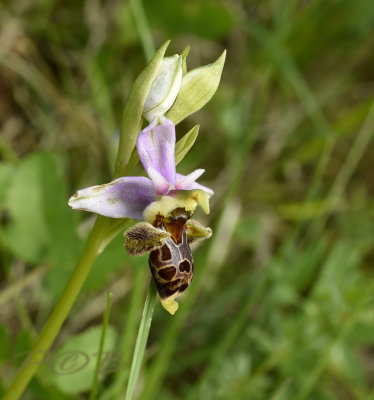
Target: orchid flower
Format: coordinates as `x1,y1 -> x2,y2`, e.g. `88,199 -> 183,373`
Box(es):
69,117 -> 213,314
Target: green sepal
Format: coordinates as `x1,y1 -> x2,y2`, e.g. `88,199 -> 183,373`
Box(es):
175,125 -> 199,165
114,40 -> 170,179
185,219 -> 212,241
180,45 -> 190,75
165,50 -> 226,125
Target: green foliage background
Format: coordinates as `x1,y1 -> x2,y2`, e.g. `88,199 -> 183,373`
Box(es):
1,0 -> 374,399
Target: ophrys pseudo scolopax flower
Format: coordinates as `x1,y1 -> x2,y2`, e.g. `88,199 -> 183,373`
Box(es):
69,117 -> 212,314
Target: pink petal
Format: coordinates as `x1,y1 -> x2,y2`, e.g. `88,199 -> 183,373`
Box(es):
176,172 -> 214,197
147,167 -> 171,195
136,118 -> 176,185
175,169 -> 204,190
68,177 -> 155,220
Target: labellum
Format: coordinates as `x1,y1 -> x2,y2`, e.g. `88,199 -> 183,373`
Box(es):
124,206 -> 211,314
148,208 -> 194,314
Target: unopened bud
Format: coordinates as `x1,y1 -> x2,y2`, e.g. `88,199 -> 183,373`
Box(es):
166,50 -> 226,124
143,55 -> 183,122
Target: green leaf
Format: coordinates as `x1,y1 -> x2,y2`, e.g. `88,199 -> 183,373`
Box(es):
166,51 -> 226,124
4,154 -> 50,263
2,152 -> 82,295
0,163 -> 15,208
42,326 -> 118,395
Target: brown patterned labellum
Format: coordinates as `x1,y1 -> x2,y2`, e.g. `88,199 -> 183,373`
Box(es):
148,211 -> 194,314
123,208 -> 212,314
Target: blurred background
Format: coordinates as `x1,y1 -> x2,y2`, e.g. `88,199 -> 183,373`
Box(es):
1,0 -> 374,399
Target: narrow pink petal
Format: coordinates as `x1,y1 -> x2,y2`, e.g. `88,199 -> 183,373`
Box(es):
136,118 -> 176,185
175,169 -> 205,190
147,167 -> 171,195
68,177 -> 155,220
175,172 -> 214,197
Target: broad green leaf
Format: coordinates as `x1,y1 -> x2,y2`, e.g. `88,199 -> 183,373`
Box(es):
42,326 -> 118,395
0,163 -> 15,208
4,154 -> 50,263
3,152 -> 82,294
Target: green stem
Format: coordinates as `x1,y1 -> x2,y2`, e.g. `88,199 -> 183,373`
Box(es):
125,281 -> 157,400
3,216 -> 110,400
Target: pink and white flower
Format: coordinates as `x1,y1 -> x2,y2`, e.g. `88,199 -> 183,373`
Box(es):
68,117 -> 213,220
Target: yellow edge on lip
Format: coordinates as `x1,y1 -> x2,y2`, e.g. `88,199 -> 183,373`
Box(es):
143,189 -> 210,224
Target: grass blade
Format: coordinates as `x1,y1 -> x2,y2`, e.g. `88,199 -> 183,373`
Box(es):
125,281 -> 157,400
89,291 -> 112,400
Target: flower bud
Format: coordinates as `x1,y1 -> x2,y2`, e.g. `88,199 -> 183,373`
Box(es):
143,55 -> 183,122
115,40 -> 170,178
166,50 -> 226,125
